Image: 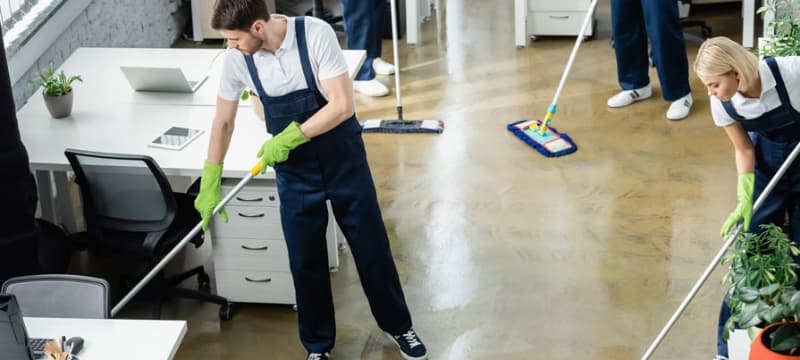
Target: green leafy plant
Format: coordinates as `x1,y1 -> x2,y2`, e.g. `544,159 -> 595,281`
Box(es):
759,0 -> 800,57
723,224 -> 800,354
30,64 -> 82,97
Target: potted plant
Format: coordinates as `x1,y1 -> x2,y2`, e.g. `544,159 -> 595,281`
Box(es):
722,224 -> 800,358
31,65 -> 82,118
758,0 -> 800,57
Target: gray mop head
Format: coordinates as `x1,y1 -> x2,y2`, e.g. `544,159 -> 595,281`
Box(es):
361,120 -> 444,134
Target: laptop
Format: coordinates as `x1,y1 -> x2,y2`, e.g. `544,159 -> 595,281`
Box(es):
120,66 -> 208,93
0,294 -> 40,359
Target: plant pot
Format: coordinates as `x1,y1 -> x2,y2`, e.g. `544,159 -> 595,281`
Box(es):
43,91 -> 73,118
750,322 -> 800,359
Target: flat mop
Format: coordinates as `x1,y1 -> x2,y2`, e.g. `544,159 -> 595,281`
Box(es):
109,161 -> 262,318
507,0 -> 599,157
360,0 -> 444,134
641,141 -> 800,359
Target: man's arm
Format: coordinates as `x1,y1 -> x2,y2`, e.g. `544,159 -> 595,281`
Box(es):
207,97 -> 240,163
297,72 -> 354,138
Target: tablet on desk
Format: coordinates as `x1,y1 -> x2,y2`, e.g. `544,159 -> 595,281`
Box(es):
149,126 -> 204,150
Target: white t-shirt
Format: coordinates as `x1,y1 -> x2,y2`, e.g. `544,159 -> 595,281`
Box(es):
711,56 -> 800,127
217,15 -> 348,102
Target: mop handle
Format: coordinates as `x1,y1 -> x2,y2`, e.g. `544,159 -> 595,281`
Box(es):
536,0 -> 599,134
111,160 -> 263,317
641,141 -> 800,359
389,0 -> 403,120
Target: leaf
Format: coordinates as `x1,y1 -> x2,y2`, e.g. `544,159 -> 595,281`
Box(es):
738,303 -> 762,328
739,287 -> 761,302
770,324 -> 800,352
760,283 -> 781,296
763,304 -> 787,323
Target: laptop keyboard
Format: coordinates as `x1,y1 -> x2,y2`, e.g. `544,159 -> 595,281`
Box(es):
29,337 -> 49,357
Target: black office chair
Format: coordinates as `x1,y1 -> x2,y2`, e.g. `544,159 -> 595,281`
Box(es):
679,0 -> 711,44
306,0 -> 344,32
64,149 -> 232,320
2,274 -> 110,318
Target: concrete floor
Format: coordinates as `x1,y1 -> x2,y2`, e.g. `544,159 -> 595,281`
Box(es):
159,1 -> 753,358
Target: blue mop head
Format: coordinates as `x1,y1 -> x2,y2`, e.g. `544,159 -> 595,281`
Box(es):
507,120 -> 577,157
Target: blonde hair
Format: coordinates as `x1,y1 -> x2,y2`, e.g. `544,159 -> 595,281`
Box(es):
694,36 -> 759,92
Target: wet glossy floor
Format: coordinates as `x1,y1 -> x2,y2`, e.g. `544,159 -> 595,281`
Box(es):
167,1 -> 749,358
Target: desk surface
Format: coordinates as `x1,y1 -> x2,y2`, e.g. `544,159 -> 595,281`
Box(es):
24,317 -> 187,360
39,47 -> 366,107
16,47 -> 366,177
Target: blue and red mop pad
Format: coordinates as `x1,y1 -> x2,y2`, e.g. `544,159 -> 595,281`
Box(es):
507,119 -> 578,158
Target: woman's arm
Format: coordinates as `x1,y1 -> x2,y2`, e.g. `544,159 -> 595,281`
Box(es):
722,121 -> 755,174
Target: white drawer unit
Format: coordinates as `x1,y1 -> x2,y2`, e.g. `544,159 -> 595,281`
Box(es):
526,0 -> 595,40
211,178 -> 343,314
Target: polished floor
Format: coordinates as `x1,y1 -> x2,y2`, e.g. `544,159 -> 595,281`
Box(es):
166,1 -> 750,358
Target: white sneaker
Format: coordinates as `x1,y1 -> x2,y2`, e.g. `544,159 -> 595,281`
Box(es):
353,79 -> 390,97
666,93 -> 693,120
372,58 -> 395,75
607,85 -> 652,108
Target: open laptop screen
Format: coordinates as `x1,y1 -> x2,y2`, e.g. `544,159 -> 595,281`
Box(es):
0,294 -> 34,359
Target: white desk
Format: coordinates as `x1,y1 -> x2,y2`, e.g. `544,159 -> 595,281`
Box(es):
24,317 -> 186,360
44,47 -> 366,107
17,47 -> 365,224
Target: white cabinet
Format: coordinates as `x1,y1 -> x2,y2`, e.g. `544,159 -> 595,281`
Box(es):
211,178 -> 342,305
526,0 -> 594,39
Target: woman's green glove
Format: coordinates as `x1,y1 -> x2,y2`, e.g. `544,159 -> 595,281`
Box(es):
256,121 -> 309,174
720,173 -> 755,237
194,161 -> 228,232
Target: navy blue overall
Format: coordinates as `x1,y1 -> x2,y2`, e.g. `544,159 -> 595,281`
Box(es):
340,0 -> 386,81
610,0 -> 691,101
243,17 -> 412,353
715,57 -> 800,357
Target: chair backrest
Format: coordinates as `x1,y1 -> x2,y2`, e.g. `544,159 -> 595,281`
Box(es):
64,149 -> 176,234
1,274 -> 110,319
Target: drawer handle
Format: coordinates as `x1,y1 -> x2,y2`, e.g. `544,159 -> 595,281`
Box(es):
237,212 -> 265,218
268,195 -> 276,201
235,196 -> 263,202
241,245 -> 269,251
245,277 -> 272,283
549,15 -> 569,19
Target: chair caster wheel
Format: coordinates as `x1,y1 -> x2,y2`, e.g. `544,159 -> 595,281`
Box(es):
219,302 -> 234,320
198,272 -> 211,292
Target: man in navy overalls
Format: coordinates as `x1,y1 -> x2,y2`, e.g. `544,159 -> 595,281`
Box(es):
193,1 -> 427,359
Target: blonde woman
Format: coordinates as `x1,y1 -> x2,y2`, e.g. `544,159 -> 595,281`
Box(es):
695,36 -> 800,360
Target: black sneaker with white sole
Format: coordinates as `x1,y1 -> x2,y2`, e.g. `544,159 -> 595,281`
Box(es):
306,352 -> 329,360
386,328 -> 427,360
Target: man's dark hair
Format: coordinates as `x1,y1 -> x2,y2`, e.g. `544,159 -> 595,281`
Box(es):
211,0 -> 271,31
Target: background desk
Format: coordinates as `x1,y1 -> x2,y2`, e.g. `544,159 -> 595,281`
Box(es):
16,46 -> 365,308
24,317 -> 186,360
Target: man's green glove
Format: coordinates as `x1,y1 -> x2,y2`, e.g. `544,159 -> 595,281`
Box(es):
194,161 -> 229,232
720,173 -> 755,237
256,121 -> 310,174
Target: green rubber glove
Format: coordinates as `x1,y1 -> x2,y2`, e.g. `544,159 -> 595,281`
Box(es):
194,161 -> 229,232
256,121 -> 310,174
721,173 -> 755,237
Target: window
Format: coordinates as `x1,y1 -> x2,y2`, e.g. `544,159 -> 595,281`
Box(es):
2,0 -> 64,53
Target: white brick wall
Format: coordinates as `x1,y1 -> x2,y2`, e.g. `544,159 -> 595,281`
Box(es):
12,0 -> 189,109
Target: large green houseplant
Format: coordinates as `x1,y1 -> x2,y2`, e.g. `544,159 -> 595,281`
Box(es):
759,0 -> 800,57
723,224 -> 800,357
30,64 -> 82,118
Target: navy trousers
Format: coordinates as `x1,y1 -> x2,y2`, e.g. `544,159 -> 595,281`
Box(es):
340,0 -> 387,81
716,134 -> 800,357
610,0 -> 691,101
